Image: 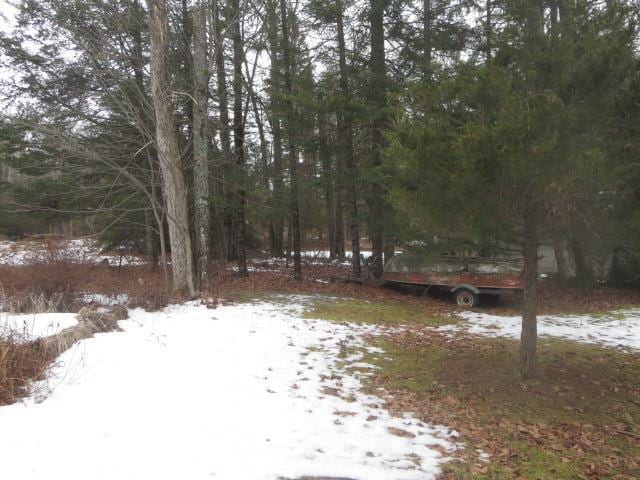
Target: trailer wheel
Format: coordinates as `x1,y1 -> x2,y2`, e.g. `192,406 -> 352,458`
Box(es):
454,288 -> 479,308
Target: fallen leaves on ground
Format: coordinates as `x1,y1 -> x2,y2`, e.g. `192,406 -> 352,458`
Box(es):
362,325 -> 640,479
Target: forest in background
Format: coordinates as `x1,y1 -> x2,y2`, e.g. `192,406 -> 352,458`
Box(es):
1,0 -> 639,375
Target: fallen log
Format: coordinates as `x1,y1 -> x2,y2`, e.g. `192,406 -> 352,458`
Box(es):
32,305 -> 127,358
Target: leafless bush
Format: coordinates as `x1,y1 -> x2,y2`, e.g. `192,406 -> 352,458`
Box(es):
4,290 -> 72,314
0,262 -> 87,313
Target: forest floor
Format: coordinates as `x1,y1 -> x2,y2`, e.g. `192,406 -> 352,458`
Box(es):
0,237 -> 639,479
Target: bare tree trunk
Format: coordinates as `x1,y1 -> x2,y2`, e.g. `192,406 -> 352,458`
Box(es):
231,0 -> 248,276
367,0 -> 388,280
144,208 -> 158,269
192,1 -> 210,287
553,234 -> 575,284
147,0 -> 195,295
247,65 -> 272,255
383,231 -> 395,265
337,4 -> 361,277
267,0 -> 284,257
158,211 -> 169,288
213,1 -> 236,261
280,0 -> 302,280
520,202 -> 539,379
334,186 -> 346,259
179,0 -> 193,138
318,111 -> 336,258
571,234 -> 595,287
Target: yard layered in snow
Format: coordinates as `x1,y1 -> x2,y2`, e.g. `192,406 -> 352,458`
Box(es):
438,309 -> 640,350
0,297 -> 457,480
1,312 -> 77,339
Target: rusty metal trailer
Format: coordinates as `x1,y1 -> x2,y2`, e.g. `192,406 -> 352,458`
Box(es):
381,254 -> 524,307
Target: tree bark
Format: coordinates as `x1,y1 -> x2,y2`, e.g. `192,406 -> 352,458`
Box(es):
246,62 -> 272,257
318,111 -> 336,258
144,208 -> 158,269
337,4 -> 361,277
571,234 -> 595,287
266,0 -> 285,257
367,0 -> 388,280
520,202 -> 539,379
552,235 -> 575,284
280,0 -> 302,280
147,0 -> 195,295
192,1 -> 210,287
231,0 -> 248,276
213,1 -> 236,261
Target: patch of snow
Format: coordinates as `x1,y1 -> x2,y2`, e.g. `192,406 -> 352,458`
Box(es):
0,298 -> 458,479
437,309 -> 640,351
0,312 -> 77,339
0,238 -> 145,266
79,293 -> 130,306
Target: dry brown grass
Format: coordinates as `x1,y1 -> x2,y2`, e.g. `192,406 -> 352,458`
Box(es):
0,333 -> 56,406
0,262 -> 173,312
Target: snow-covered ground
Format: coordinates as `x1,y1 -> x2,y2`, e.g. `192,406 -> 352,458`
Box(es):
437,310 -> 640,351
0,312 -> 77,339
0,238 -> 144,266
79,292 -> 130,306
0,297 -> 458,480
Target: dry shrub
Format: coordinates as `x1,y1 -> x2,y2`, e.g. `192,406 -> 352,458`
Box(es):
0,262 -> 173,312
0,333 -> 56,405
0,262 -> 83,313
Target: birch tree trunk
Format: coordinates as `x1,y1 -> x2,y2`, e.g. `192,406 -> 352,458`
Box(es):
192,1 -> 210,287
147,0 -> 195,295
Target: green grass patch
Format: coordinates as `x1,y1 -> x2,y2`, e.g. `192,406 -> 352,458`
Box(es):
303,298 -> 455,326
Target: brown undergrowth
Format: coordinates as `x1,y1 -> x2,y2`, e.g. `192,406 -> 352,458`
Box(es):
0,332 -> 57,406
0,262 -> 175,312
1,257 -> 639,316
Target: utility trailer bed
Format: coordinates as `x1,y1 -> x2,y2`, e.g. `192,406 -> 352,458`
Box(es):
382,255 -> 524,307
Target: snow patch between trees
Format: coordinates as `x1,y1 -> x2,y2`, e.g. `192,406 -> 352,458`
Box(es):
0,239 -> 144,266
437,310 -> 640,351
0,297 -> 458,479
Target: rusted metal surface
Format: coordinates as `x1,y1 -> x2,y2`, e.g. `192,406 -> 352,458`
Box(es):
382,271 -> 523,289
382,255 -> 524,291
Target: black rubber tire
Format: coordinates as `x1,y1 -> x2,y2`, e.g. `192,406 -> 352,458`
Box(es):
454,288 -> 479,308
